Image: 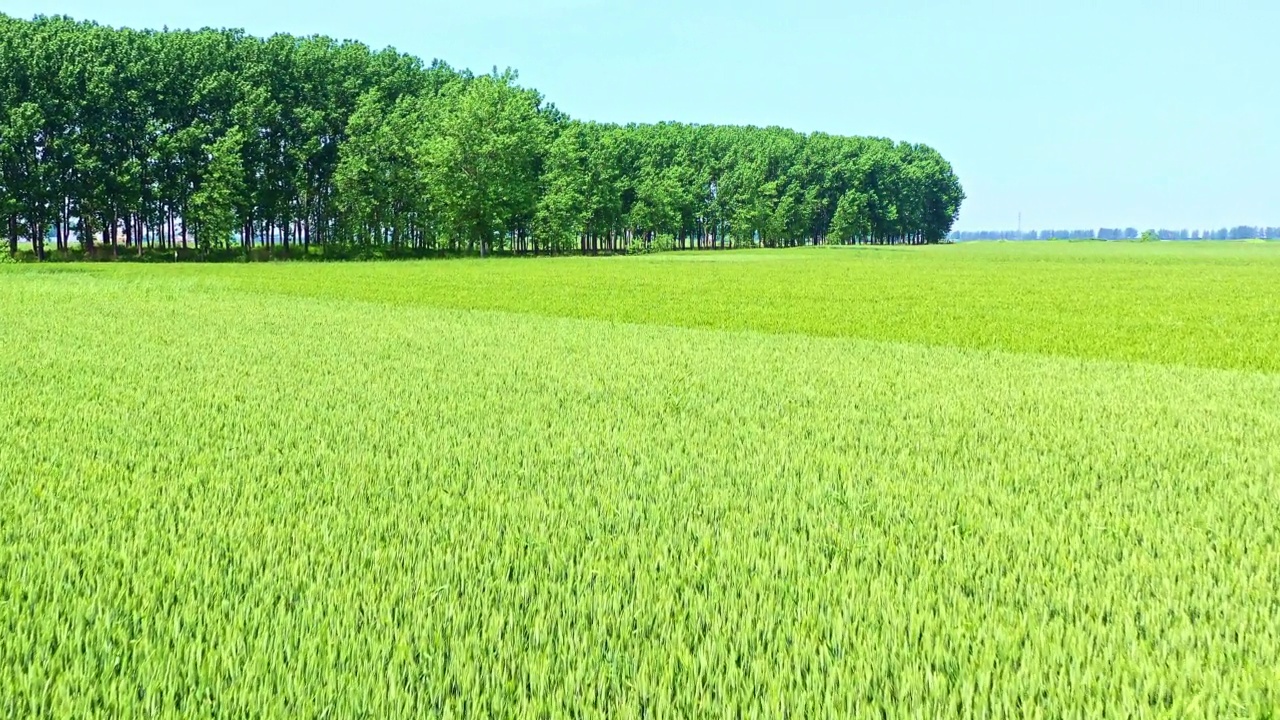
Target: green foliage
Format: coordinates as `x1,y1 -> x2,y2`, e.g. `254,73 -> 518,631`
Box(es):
0,13 -> 964,260
188,128 -> 245,253
651,233 -> 676,253
1140,230 -> 1160,243
625,233 -> 675,255
533,122 -> 594,253
829,188 -> 871,243
418,73 -> 548,256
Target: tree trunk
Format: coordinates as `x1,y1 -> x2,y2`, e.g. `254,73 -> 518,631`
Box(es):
31,223 -> 45,261
63,202 -> 72,252
7,215 -> 17,258
55,209 -> 65,253
125,214 -> 141,257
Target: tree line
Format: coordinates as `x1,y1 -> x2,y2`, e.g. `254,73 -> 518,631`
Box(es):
950,227 -> 1280,241
0,14 -> 965,261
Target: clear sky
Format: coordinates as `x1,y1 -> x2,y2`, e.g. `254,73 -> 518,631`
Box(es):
7,0 -> 1276,230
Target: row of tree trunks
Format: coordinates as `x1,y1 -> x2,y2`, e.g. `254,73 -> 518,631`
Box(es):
9,218 -> 937,259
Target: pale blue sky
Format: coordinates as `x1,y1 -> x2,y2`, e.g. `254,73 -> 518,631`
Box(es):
7,0 -> 1276,230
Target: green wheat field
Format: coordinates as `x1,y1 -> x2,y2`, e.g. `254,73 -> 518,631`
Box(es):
2,242 -> 1279,717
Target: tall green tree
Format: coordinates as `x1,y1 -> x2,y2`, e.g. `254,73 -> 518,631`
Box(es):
420,72 -> 548,256
188,128 -> 245,253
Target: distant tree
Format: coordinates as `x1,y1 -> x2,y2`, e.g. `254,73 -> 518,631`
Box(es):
188,128 -> 245,254
421,72 -> 549,256
829,188 -> 871,244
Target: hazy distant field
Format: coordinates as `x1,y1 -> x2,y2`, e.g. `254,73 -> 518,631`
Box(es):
3,242 -> 1278,716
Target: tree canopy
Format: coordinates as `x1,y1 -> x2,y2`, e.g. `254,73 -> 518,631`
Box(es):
0,14 -> 965,260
